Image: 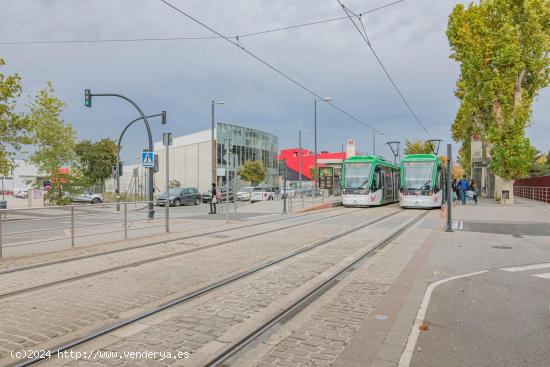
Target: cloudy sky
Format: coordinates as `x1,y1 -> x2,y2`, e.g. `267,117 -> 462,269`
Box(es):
2,0 -> 549,163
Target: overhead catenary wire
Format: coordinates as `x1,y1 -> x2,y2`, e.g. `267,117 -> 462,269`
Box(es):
0,0 -> 403,46
337,0 -> 432,139
159,0 -> 390,138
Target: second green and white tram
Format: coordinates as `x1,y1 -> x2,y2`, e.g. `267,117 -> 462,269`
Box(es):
399,154 -> 447,208
341,156 -> 399,207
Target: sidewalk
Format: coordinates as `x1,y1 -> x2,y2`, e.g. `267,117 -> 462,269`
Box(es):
333,197 -> 550,367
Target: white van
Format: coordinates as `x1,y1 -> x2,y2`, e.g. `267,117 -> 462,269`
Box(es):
250,186 -> 276,203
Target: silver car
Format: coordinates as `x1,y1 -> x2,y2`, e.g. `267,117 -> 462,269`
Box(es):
72,191 -> 103,204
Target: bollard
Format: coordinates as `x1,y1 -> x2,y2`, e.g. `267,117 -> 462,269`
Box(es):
124,203 -> 128,239
71,206 -> 75,248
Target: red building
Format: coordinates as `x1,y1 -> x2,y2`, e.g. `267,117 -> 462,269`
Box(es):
278,148 -> 347,182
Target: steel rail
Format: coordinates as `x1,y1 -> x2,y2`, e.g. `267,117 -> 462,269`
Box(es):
0,206 -> 351,275
12,208 -> 405,367
205,210 -> 429,366
0,207 -> 364,279
0,208 -> 373,298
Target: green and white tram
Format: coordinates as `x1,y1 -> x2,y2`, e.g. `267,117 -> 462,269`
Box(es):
341,156 -> 399,207
399,154 -> 447,208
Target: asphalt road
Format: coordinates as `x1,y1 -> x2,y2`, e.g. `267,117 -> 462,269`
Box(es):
411,264 -> 550,367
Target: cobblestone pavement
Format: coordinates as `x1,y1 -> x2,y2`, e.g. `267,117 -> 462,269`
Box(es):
48,210 -> 419,367
0,208 -> 362,296
0,207 -> 341,271
239,211 -> 438,367
0,207 -> 398,362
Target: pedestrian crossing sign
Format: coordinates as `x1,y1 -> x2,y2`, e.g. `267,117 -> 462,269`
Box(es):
141,151 -> 154,168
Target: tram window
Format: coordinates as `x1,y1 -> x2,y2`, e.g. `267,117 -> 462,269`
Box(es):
375,167 -> 383,190
435,167 -> 443,192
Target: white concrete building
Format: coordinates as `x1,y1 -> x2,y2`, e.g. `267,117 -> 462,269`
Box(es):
111,123 -> 279,195
0,160 -> 42,192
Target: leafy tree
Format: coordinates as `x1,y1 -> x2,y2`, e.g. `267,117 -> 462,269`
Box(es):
447,0 -> 550,203
75,138 -> 117,191
529,151 -> 550,176
0,58 -> 33,176
237,160 -> 267,186
29,82 -> 78,205
404,140 -> 433,155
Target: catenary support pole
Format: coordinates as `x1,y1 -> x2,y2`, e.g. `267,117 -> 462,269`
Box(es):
283,159 -> 287,214
446,143 -> 453,232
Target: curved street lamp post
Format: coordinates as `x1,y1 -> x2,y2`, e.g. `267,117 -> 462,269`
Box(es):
116,112 -> 166,211
84,90 -> 165,219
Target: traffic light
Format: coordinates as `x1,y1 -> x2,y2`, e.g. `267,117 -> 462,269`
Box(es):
84,89 -> 92,108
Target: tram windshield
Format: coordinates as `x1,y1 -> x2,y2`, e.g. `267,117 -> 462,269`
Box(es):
403,161 -> 434,190
344,163 -> 372,189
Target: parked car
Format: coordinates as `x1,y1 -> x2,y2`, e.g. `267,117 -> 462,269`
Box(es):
157,187 -> 201,206
250,186 -> 277,203
72,191 -> 103,204
303,188 -> 323,197
236,187 -> 254,201
14,188 -> 29,199
279,187 -> 296,199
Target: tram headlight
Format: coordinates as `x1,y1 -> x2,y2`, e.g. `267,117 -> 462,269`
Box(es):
342,188 -> 346,195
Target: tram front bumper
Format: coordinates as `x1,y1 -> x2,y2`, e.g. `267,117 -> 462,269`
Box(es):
343,195 -> 371,206
400,195 -> 440,208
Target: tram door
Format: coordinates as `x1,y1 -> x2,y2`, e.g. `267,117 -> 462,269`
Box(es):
382,166 -> 393,204
392,169 -> 400,202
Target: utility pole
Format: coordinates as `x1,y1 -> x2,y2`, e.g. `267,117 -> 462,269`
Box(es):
211,100 -> 224,186
313,97 -> 332,208
298,128 -> 303,190
163,133 -> 172,233
225,138 -> 232,223
283,159 -> 287,214
446,144 -> 453,232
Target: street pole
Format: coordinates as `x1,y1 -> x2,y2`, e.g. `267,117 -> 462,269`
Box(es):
117,112 -> 165,211
314,99 -> 317,209
298,128 -> 302,191
164,133 -> 172,233
233,154 -> 237,220
211,100 -> 224,187
446,143 -> 453,232
225,138 -> 231,223
212,100 -> 215,186
283,159 -> 287,214
86,91 -> 162,219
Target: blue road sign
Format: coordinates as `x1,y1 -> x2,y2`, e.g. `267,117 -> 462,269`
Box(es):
141,151 -> 154,168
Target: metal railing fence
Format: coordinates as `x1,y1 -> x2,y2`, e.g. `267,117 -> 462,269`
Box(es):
0,200 -> 174,258
513,186 -> 550,204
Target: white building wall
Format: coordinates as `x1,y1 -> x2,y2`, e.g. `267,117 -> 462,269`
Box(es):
153,129 -> 213,194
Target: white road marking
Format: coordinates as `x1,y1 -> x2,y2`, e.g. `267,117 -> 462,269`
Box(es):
500,263 -> 550,272
532,272 -> 550,279
459,220 -> 463,230
398,270 -> 489,367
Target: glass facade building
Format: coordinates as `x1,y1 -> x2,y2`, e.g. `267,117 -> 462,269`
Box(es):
216,123 -> 279,187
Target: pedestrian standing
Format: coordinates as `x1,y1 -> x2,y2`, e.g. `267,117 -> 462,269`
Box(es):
470,179 -> 478,205
209,183 -> 217,214
458,175 -> 469,205
451,178 -> 458,204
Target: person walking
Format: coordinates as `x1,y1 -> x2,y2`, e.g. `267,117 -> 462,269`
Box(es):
209,183 -> 218,214
451,178 -> 458,204
470,179 -> 478,205
458,175 -> 469,205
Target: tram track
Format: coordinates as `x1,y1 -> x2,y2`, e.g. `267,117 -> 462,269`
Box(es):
205,210 -> 429,367
0,207 -> 370,299
11,208 -> 409,367
0,206 -> 356,276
